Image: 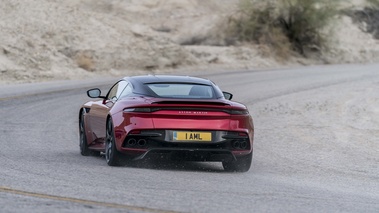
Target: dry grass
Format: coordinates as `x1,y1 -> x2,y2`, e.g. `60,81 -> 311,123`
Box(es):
75,52 -> 95,71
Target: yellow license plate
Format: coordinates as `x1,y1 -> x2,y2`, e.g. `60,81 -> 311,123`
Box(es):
173,131 -> 212,142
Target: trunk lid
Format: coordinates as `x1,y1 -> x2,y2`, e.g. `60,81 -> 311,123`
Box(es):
148,99 -> 232,130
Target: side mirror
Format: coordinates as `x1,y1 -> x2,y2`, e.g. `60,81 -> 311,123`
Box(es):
87,88 -> 102,98
223,91 -> 233,100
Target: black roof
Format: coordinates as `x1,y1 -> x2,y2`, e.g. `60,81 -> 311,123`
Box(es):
121,75 -> 223,99
124,75 -> 213,85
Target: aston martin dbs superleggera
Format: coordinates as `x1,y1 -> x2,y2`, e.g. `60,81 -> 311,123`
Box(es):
79,75 -> 254,172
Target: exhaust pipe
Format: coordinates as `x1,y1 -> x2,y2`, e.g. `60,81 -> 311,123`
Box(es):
137,139 -> 147,147
232,140 -> 248,149
240,141 -> 247,149
232,141 -> 240,149
127,138 -> 137,146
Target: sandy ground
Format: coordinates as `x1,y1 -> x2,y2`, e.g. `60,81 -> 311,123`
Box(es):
1,0 -> 379,84
252,70 -> 379,184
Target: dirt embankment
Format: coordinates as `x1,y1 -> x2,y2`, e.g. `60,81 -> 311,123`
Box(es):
1,0 -> 379,84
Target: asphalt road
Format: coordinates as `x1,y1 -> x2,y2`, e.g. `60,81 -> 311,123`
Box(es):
1,64 -> 378,212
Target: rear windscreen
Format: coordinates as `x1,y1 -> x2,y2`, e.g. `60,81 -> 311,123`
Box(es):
146,83 -> 215,99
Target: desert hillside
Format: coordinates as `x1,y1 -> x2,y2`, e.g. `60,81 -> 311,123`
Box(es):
1,0 -> 379,84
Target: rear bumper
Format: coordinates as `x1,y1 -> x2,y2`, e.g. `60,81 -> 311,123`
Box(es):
119,147 -> 252,162
134,148 -> 236,162
116,129 -> 253,162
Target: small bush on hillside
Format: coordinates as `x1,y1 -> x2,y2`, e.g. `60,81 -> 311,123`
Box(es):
76,52 -> 95,71
350,0 -> 379,39
367,0 -> 379,8
228,0 -> 340,57
228,0 -> 291,58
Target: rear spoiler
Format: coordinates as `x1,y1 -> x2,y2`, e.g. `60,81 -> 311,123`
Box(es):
152,100 -> 230,106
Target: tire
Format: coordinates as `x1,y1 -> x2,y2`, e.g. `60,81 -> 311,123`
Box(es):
79,111 -> 91,156
222,152 -> 252,172
105,118 -> 123,166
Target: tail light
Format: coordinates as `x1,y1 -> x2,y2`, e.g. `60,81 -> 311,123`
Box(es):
124,108 -> 152,113
227,109 -> 249,115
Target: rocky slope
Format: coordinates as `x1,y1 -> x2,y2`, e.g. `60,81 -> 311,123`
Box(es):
1,0 -> 379,84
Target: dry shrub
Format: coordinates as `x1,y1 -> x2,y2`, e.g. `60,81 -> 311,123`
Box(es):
228,1 -> 277,43
265,27 -> 292,60
76,52 -> 95,71
350,0 -> 379,39
278,0 -> 339,54
367,0 -> 379,8
228,0 -> 340,57
227,1 -> 291,59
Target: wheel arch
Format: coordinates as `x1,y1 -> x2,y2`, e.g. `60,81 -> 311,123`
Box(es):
79,107 -> 90,122
79,108 -> 85,128
106,114 -> 112,128
106,114 -> 124,152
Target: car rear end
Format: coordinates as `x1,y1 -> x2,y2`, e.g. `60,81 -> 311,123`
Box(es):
117,100 -> 254,162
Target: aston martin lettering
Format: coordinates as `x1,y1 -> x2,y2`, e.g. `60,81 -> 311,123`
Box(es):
178,111 -> 208,114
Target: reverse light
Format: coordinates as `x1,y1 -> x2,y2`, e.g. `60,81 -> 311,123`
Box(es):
123,108 -> 151,113
228,109 -> 249,115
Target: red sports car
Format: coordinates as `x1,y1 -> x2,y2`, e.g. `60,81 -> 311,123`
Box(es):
79,75 -> 254,172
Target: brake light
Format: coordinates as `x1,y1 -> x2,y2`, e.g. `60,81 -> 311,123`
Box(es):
238,132 -> 248,137
130,130 -> 141,134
